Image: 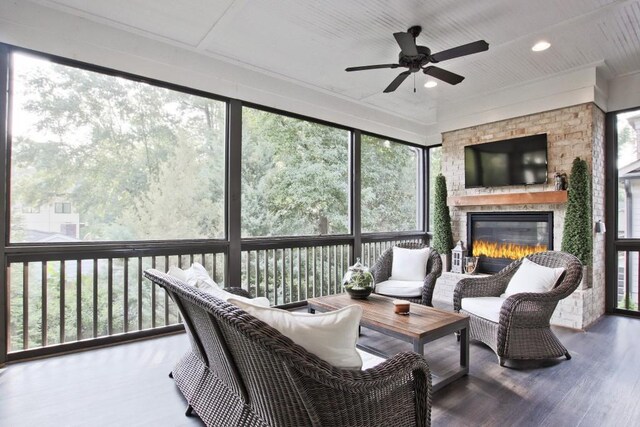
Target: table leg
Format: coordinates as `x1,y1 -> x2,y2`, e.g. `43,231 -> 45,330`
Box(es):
460,326 -> 469,370
413,339 -> 424,356
308,307 -> 315,314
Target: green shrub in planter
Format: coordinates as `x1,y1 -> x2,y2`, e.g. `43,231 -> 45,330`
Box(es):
561,157 -> 592,265
432,174 -> 454,255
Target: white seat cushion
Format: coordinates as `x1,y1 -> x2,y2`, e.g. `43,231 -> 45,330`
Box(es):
168,263 -> 270,307
390,247 -> 430,281
502,258 -> 565,298
375,279 -> 423,298
358,349 -> 385,370
460,297 -> 506,323
230,299 -> 363,369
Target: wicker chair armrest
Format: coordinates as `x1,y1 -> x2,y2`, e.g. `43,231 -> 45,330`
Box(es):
499,289 -> 567,327
453,260 -> 522,311
370,252 -> 392,285
421,250 -> 442,305
286,351 -> 431,427
224,287 -> 252,299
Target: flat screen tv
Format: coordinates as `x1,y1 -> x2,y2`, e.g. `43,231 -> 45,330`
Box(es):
464,134 -> 548,188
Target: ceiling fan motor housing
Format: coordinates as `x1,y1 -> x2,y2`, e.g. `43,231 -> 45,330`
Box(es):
399,46 -> 431,71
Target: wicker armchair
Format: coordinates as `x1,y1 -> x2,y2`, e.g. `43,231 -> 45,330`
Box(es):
453,251 -> 583,366
370,243 -> 442,307
144,269 -> 432,427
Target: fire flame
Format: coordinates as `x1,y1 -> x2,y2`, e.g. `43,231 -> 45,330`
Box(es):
472,240 -> 547,260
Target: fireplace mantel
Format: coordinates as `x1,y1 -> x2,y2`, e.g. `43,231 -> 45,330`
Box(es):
448,190 -> 567,207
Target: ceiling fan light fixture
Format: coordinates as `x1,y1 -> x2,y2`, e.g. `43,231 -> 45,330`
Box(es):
424,80 -> 438,88
532,41 -> 551,52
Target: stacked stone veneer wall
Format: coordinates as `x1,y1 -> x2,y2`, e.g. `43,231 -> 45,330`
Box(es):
441,103 -> 605,329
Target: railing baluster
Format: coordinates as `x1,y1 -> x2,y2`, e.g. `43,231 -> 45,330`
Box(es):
273,249 -> 278,305
107,259 -> 113,335
305,247 -> 310,299
22,262 -> 29,350
138,257 -> 143,331
76,259 -> 82,341
266,250 -> 271,303
289,248 -> 294,303
312,247 -> 317,297
280,249 -> 286,304
245,251 -> 250,291
42,261 -> 48,346
256,251 -> 261,298
151,256 -> 157,328
333,245 -> 338,295
93,259 -> 98,338
60,261 -> 66,344
124,258 -> 129,333
637,251 -> 640,310
213,253 -> 218,283
321,246 -> 325,296
297,248 -> 302,302
625,251 -> 631,310
164,256 -> 170,326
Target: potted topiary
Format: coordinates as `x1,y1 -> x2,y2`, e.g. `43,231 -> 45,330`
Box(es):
561,157 -> 592,287
432,174 -> 455,272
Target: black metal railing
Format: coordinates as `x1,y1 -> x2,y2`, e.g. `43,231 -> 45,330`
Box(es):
617,250 -> 640,311
5,234 -> 428,358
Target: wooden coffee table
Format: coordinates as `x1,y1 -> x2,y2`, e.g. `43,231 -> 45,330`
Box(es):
307,293 -> 469,392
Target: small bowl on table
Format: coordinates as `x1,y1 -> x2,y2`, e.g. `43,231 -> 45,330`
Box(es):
393,300 -> 410,315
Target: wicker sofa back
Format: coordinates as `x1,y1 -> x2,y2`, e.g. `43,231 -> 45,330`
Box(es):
144,268 -> 432,427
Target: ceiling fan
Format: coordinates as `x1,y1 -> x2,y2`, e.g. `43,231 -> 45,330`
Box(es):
345,26 -> 489,93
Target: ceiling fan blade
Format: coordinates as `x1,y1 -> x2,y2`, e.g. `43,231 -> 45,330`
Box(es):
430,40 -> 489,63
423,66 -> 465,85
393,32 -> 419,56
345,64 -> 400,72
383,71 -> 412,93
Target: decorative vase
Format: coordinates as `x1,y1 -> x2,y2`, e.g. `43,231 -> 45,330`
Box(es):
342,258 -> 375,299
464,256 -> 479,274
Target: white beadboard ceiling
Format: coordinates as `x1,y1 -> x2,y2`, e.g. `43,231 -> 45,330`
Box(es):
25,0 -> 640,125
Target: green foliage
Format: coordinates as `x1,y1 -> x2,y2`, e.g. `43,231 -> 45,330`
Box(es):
561,157 -> 592,265
432,174 -> 454,254
361,135 -> 421,232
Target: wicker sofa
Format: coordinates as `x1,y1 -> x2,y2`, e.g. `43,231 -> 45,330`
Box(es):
370,243 -> 443,307
144,269 -> 432,427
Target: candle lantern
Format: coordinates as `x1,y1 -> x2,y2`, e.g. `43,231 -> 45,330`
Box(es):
451,240 -> 467,274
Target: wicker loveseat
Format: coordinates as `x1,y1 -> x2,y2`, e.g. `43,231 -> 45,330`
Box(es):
144,269 -> 432,427
453,251 -> 583,366
370,243 -> 442,307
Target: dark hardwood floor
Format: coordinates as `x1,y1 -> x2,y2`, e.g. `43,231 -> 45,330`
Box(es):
1,314 -> 638,426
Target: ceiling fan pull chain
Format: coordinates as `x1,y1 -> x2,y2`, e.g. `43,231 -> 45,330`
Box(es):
413,74 -> 416,93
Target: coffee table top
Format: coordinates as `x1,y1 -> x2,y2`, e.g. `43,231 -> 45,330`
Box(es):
307,293 -> 468,341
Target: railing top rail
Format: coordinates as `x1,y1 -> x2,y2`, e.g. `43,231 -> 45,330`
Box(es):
6,241 -> 229,263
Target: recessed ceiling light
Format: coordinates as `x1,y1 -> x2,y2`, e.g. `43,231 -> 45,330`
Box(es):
532,41 -> 551,52
424,80 -> 438,88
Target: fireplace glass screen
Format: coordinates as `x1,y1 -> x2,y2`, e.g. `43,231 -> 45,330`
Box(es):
468,212 -> 553,273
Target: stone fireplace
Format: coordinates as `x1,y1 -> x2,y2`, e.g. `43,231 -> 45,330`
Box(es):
468,212 -> 553,274
437,102 -> 606,330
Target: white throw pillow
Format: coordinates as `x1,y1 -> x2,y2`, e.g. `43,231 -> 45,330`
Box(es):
229,299 -> 363,369
183,262 -> 220,293
390,247 -> 430,281
503,258 -> 565,297
167,264 -> 270,307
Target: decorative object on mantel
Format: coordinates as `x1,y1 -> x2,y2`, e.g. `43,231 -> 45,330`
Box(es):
554,172 -> 568,190
464,256 -> 479,274
451,240 -> 467,274
561,157 -> 592,288
342,258 -> 375,299
433,174 -> 455,272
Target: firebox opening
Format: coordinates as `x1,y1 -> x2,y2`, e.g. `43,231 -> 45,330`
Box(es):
467,212 -> 553,274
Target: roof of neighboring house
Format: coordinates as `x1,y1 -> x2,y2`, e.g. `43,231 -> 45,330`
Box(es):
25,229 -> 80,243
619,159 -> 640,180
